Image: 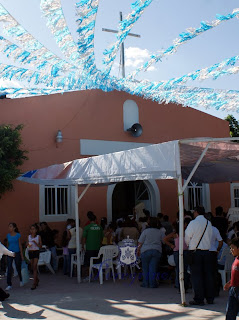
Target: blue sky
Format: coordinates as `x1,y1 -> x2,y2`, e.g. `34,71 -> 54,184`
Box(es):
0,0 -> 239,120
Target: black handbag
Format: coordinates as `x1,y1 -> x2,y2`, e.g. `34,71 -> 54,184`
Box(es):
186,220 -> 208,265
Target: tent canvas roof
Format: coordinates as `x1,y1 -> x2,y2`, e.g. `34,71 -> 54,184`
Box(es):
18,138 -> 239,186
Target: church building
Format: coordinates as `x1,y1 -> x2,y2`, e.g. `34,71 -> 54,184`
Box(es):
0,89 -> 233,238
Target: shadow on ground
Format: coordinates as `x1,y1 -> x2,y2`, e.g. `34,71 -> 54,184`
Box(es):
0,272 -> 227,320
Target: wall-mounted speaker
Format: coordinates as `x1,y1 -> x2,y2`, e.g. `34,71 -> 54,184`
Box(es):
127,123 -> 143,137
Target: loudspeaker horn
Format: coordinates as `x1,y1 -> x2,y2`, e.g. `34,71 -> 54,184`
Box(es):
127,123 -> 143,137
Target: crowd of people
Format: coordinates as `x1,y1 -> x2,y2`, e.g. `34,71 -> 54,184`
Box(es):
1,205 -> 239,319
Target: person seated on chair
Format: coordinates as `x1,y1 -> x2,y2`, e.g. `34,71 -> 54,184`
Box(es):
230,221 -> 239,241
82,213 -> 104,281
39,222 -> 58,272
120,217 -> 140,243
115,220 -> 123,244
217,242 -> 230,270
102,223 -> 115,245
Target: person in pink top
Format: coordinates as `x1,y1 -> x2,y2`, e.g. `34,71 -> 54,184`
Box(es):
27,224 -> 42,290
164,219 -> 190,292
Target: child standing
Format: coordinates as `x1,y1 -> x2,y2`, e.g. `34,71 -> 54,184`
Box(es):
224,237 -> 239,320
27,224 -> 42,290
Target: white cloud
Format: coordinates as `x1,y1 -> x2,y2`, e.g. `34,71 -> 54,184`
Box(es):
125,47 -> 150,59
111,62 -> 120,71
0,79 -> 21,88
125,47 -> 156,72
147,65 -> 156,71
125,58 -> 144,68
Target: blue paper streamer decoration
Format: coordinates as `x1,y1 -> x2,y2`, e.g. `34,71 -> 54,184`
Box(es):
127,8 -> 239,80
102,0 -> 153,76
0,1 -> 238,113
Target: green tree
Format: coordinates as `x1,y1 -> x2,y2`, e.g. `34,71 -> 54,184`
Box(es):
0,124 -> 28,197
225,115 -> 239,137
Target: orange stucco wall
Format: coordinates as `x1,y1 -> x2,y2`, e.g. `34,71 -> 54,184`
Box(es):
210,182 -> 231,213
0,89 -> 231,242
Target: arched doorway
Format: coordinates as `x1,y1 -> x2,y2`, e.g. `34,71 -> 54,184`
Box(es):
108,180 -> 160,222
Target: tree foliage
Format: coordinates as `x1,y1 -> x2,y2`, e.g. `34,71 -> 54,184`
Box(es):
0,124 -> 28,197
225,115 -> 239,138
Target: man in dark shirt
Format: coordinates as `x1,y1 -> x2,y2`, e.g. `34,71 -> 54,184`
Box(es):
39,222 -> 55,247
39,222 -> 57,271
212,206 -> 228,242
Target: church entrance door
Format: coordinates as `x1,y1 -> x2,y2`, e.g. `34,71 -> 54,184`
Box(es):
111,180 -> 152,222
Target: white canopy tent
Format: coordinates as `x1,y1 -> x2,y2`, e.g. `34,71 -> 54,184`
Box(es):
18,137 -> 239,305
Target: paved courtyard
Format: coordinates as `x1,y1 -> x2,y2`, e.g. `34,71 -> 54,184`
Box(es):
0,272 -> 228,320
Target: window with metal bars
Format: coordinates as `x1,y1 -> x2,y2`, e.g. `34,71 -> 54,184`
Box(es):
186,182 -> 203,211
233,187 -> 239,207
44,186 -> 69,216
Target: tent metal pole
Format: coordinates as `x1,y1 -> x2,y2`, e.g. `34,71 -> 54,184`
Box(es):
177,141 -> 210,304
180,137 -> 239,143
178,177 -> 186,305
182,142 -> 210,193
176,142 -> 186,306
75,183 -> 91,283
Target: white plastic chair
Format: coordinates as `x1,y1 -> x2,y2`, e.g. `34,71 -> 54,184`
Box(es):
25,248 -> 55,274
218,246 -> 235,287
89,245 -> 118,284
70,249 -> 85,278
227,208 -> 239,228
38,251 -> 55,274
114,261 -> 136,280
115,239 -> 139,280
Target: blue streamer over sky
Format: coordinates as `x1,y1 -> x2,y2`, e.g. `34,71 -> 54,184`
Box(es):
127,8 -> 239,80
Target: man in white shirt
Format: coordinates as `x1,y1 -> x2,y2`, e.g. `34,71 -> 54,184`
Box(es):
185,206 -> 214,306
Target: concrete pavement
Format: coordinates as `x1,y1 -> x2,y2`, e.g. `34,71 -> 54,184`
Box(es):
0,272 -> 227,320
